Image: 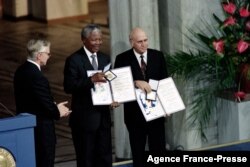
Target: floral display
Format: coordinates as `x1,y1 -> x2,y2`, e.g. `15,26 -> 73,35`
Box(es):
212,0 -> 250,94
215,0 -> 250,98
166,0 -> 250,138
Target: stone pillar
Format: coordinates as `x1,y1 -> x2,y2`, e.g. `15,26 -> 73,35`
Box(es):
109,0 -> 131,160
109,0 -> 160,159
158,0 -> 224,150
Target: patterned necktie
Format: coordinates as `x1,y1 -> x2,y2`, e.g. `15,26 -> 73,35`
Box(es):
140,55 -> 146,79
91,55 -> 98,70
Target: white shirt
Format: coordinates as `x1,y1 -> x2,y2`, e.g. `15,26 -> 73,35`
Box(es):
133,49 -> 147,66
83,46 -> 98,66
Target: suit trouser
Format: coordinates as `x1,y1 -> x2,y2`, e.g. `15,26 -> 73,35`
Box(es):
126,118 -> 166,167
35,121 -> 56,167
71,125 -> 112,167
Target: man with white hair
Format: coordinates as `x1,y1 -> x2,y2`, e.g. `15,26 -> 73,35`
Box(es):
14,34 -> 71,167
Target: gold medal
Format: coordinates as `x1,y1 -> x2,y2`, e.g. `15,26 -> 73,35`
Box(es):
0,147 -> 16,167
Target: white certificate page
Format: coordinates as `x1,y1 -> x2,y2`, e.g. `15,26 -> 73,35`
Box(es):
87,70 -> 113,105
110,66 -> 136,103
136,89 -> 166,122
157,77 -> 185,114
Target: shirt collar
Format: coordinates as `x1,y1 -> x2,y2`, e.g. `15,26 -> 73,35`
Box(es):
27,59 -> 41,71
133,49 -> 147,62
83,46 -> 97,58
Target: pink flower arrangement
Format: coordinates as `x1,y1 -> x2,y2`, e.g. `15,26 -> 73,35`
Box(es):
166,0 -> 250,136
210,0 -> 250,100
212,1 -> 250,61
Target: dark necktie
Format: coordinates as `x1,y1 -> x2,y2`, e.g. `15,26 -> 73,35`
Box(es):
140,55 -> 146,79
91,55 -> 98,70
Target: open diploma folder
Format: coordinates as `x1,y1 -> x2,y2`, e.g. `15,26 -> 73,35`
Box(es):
136,77 -> 185,121
87,66 -> 136,105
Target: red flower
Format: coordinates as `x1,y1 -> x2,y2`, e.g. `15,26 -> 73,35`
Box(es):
212,39 -> 224,53
239,7 -> 250,17
223,16 -> 236,26
237,40 -> 249,53
222,2 -> 236,14
234,91 -> 246,102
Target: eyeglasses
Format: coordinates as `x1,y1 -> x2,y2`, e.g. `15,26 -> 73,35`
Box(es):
38,52 -> 51,57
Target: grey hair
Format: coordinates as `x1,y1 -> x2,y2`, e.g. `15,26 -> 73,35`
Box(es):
81,24 -> 101,39
27,38 -> 50,60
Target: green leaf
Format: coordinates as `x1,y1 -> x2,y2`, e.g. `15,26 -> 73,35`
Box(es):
212,13 -> 223,25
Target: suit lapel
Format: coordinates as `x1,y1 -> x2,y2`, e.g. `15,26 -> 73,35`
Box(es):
129,49 -> 140,69
97,53 -> 106,70
127,49 -> 145,80
146,49 -> 153,75
145,49 -> 162,79
79,48 -> 95,70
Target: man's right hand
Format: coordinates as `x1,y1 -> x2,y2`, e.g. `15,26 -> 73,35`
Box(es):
91,72 -> 106,83
57,101 -> 71,117
134,80 -> 151,93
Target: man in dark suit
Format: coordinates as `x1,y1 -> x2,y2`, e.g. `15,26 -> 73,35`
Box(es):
14,36 -> 71,167
64,24 -> 117,167
114,27 -> 168,167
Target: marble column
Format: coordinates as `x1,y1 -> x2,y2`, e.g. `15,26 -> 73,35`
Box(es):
109,0 -> 160,159
158,0 -> 224,150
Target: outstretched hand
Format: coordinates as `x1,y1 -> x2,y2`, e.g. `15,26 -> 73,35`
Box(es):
57,101 -> 71,117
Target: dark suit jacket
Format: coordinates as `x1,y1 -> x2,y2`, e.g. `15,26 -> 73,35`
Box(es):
14,61 -> 60,121
63,47 -> 111,131
114,48 -> 168,127
14,61 -> 60,165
